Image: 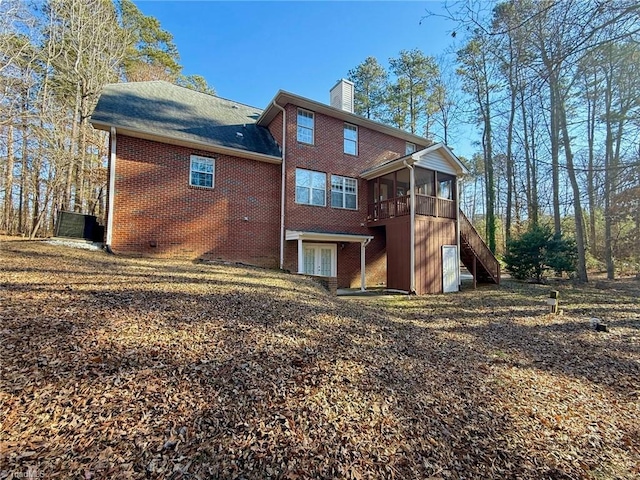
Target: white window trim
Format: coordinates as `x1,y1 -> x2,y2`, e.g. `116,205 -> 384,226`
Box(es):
331,175 -> 358,210
406,142 -> 416,155
344,123 -> 358,156
300,242 -> 337,277
189,154 -> 215,188
295,168 -> 326,207
297,108 -> 315,145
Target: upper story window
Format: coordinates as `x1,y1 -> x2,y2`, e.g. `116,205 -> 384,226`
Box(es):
297,109 -> 314,144
296,168 -> 326,206
190,155 -> 215,188
331,175 -> 357,210
344,123 -> 358,155
406,142 -> 416,155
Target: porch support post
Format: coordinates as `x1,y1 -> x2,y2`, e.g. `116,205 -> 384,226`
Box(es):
457,177 -> 461,286
404,159 -> 416,294
360,241 -> 366,291
297,237 -> 304,274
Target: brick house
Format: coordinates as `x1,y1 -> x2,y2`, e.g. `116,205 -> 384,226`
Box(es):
90,80 -> 499,294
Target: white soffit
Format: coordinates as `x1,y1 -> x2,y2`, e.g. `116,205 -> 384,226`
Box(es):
286,230 -> 373,243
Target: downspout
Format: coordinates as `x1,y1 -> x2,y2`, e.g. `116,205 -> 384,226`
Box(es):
271,101 -> 286,270
457,177 -> 461,287
360,237 -> 372,291
404,160 -> 416,294
105,127 -> 116,253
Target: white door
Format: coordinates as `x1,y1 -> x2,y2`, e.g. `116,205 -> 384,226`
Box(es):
302,243 -> 336,277
442,245 -> 459,293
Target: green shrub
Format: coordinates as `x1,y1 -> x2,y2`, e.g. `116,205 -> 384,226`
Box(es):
503,225 -> 577,282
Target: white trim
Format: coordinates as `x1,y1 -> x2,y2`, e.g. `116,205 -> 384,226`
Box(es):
344,123 -> 358,155
106,127 -> 116,246
89,122 -> 282,165
271,100 -> 286,271
457,177 -> 461,286
361,157 -> 416,180
360,144 -> 469,180
442,245 -> 460,293
189,154 -> 215,188
286,230 -> 373,243
302,243 -> 337,277
330,174 -> 358,210
258,90 -> 429,146
404,160 -> 416,294
295,168 -> 326,207
297,238 -> 304,274
296,108 -> 314,145
413,143 -> 469,175
406,141 -> 416,155
288,230 -> 374,290
360,237 -> 372,291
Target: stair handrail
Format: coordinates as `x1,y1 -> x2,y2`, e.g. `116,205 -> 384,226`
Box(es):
459,210 -> 500,282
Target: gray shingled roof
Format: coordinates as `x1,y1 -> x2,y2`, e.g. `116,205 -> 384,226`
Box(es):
90,81 -> 282,158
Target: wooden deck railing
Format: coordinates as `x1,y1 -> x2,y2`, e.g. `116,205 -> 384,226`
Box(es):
459,210 -> 500,284
367,195 -> 410,220
368,195 -> 456,221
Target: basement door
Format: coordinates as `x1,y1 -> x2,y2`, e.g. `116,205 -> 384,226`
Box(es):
442,245 -> 459,293
302,243 -> 336,277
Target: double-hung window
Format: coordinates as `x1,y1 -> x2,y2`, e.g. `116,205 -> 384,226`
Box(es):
344,123 -> 357,155
331,175 -> 357,210
297,109 -> 314,144
296,168 -> 326,206
190,155 -> 215,188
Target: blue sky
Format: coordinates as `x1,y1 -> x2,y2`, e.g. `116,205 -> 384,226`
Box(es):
134,1 -> 475,155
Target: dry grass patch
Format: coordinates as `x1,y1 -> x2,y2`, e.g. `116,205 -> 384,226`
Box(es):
1,238 -> 638,479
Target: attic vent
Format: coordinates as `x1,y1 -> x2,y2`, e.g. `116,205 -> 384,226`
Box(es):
330,79 -> 355,113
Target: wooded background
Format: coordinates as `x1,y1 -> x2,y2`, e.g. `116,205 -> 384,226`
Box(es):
1,0 -> 638,280
347,0 -> 640,280
0,0 -> 212,239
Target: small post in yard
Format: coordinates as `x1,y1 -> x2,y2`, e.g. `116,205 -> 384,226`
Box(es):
547,290 -> 559,314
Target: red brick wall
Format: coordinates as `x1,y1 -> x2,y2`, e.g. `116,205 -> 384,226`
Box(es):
110,135 -> 281,268
266,110 -> 283,148
270,104 -> 424,287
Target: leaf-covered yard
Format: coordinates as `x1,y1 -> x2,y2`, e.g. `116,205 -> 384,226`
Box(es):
1,238 -> 638,479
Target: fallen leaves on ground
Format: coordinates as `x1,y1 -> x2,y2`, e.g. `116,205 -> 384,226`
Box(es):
0,237 -> 638,479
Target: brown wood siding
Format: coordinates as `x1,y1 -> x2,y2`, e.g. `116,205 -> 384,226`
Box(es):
414,217 -> 456,294
385,217 -> 411,291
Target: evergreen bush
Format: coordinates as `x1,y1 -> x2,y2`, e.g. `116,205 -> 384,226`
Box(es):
503,225 -> 577,282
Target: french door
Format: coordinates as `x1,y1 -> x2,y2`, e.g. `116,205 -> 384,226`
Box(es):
302,243 -> 336,277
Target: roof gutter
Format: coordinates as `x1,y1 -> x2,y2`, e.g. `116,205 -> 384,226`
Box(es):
105,127 -> 116,251
404,159 -> 416,294
89,120 -> 283,165
271,100 -> 287,270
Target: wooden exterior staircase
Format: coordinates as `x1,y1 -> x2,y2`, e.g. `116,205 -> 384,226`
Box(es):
459,210 -> 500,286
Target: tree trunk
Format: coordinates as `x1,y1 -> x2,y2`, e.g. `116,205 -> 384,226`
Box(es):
549,77 -> 562,237
483,99 -> 496,254
505,83 -> 516,243
18,116 -> 29,234
586,78 -> 598,258
558,93 -> 588,283
603,71 -> 615,279
64,81 -> 82,211
3,125 -> 15,233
